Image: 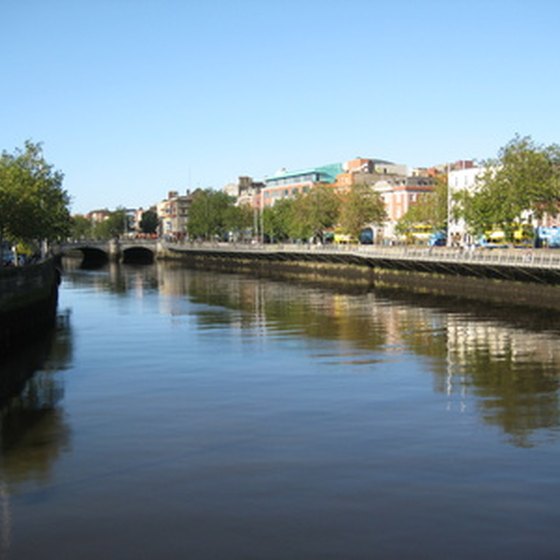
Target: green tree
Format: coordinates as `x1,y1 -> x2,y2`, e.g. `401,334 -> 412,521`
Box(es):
397,175 -> 448,236
338,183 -> 387,238
224,203 -> 253,239
70,215 -> 93,239
140,209 -> 159,234
0,141 -> 71,250
454,135 -> 560,240
92,208 -> 128,240
262,198 -> 295,242
291,186 -> 340,242
187,189 -> 235,240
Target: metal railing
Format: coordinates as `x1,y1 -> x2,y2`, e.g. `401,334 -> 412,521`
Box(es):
163,241 -> 560,270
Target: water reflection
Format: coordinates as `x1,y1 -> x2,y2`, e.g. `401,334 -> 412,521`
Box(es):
61,262 -> 560,448
0,311 -> 73,484
0,312 -> 73,556
155,264 -> 560,448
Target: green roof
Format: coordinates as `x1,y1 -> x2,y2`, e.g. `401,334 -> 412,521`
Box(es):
266,163 -> 343,185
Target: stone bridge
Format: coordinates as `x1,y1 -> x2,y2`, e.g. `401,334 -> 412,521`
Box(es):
57,239 -> 159,265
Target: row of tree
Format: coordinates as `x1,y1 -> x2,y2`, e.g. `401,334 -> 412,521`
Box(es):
397,135 -> 560,243
4,135 -> 559,253
186,184 -> 387,242
71,209 -> 159,240
454,135 -> 560,240
189,135 -> 560,246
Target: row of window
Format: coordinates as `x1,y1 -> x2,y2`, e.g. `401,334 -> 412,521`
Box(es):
266,173 -> 319,187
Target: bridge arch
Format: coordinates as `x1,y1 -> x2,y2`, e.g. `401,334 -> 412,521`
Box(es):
122,246 -> 155,264
63,246 -> 109,268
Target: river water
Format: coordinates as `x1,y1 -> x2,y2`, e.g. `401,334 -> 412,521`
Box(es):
1,261 -> 560,559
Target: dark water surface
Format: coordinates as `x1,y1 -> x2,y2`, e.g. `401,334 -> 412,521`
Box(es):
2,262 -> 560,559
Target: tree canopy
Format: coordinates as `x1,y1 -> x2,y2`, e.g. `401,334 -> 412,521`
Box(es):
140,209 -> 159,234
0,141 -> 71,246
454,135 -> 560,239
338,183 -> 386,238
187,189 -> 237,240
290,186 -> 340,241
396,175 -> 447,236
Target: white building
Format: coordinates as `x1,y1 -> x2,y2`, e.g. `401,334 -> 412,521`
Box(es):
447,166 -> 484,246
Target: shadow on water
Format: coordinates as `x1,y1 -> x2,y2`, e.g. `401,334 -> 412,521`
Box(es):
0,310 -> 73,483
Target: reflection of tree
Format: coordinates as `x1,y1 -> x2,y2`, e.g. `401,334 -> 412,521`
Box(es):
69,261 -> 560,447
1,396 -> 71,485
450,337 -> 560,448
167,269 -> 389,353
0,311 -> 73,486
156,265 -> 560,447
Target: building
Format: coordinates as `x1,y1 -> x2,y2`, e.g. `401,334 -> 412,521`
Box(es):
261,163 -> 343,207
157,190 -> 194,240
226,176 -> 264,209
374,176 -> 436,240
447,166 -> 484,246
86,209 -> 111,224
335,157 -> 408,191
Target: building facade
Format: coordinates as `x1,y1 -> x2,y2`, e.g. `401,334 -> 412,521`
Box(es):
261,163 -> 343,207
375,176 -> 436,240
157,190 -> 193,240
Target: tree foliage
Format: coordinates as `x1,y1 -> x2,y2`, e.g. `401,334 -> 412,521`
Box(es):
396,175 -> 448,235
338,183 -> 386,238
92,208 -> 128,239
0,141 -> 71,246
290,186 -> 340,241
187,189 -> 236,240
262,198 -> 295,242
140,209 -> 159,234
454,135 -> 560,239
71,215 -> 94,239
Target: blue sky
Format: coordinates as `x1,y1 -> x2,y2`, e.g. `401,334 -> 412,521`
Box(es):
2,0 -> 559,214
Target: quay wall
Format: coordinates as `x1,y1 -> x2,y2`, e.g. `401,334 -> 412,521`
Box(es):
0,260 -> 60,354
158,247 -> 560,311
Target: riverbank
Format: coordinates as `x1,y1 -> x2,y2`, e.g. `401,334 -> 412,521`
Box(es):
0,259 -> 60,354
158,249 -> 560,311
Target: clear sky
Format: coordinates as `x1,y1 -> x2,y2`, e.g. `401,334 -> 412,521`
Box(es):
2,0 -> 560,214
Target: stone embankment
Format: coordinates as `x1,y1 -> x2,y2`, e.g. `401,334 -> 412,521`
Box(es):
0,259 -> 60,354
157,243 -> 560,311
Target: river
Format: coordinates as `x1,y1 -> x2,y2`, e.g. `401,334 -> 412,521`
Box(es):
1,261 -> 560,559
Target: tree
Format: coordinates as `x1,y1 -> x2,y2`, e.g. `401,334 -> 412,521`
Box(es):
92,208 -> 128,240
338,183 -> 387,238
291,186 -> 340,242
396,175 -> 448,236
140,209 -> 159,234
187,189 -> 235,240
0,141 -> 71,250
454,135 -> 560,240
70,215 -> 94,239
262,198 -> 295,242
224,203 -> 253,239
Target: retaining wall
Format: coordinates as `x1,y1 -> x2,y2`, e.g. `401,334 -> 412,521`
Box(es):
0,260 -> 60,354
159,250 -> 560,311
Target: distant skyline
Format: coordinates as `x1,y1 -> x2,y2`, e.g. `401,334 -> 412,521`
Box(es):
2,0 -> 560,214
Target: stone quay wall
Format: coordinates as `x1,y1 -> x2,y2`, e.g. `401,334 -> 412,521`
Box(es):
0,260 -> 60,353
